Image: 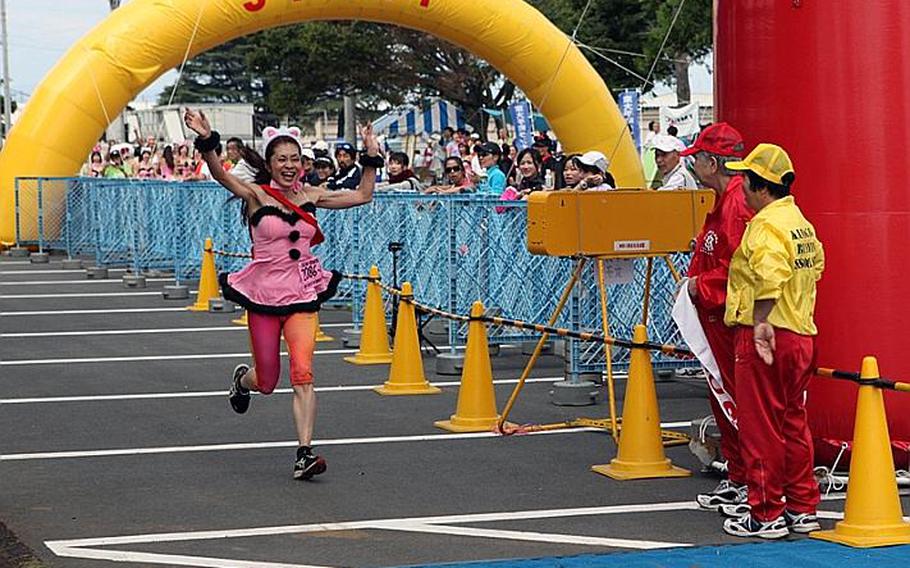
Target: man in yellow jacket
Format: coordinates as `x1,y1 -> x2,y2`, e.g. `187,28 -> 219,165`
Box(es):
720,144 -> 825,539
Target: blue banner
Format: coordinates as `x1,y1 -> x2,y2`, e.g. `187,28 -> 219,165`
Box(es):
618,89 -> 642,153
509,100 -> 534,151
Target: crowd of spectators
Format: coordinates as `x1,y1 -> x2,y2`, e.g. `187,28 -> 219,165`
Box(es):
81,120 -> 706,200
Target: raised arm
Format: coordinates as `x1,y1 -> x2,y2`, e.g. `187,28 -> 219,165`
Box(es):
183,109 -> 258,201
311,124 -> 382,210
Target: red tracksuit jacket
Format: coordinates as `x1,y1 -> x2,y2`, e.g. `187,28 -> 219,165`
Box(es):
687,175 -> 753,312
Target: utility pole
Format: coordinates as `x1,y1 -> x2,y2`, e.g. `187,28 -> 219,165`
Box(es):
1,0 -> 12,148
343,95 -> 357,145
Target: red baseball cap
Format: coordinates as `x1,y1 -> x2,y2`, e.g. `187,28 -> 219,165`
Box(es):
680,123 -> 746,158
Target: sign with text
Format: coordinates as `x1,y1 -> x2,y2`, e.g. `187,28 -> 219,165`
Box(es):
618,89 -> 641,153
509,100 -> 534,151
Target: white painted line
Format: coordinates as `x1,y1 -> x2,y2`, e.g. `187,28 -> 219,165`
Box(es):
0,343 -> 466,366
0,348 -> 355,366
45,500 -> 700,567
1,307 -> 192,316
0,377 -> 566,404
2,428 -> 598,461
381,522 -> 684,549
0,269 -> 127,275
0,322 -> 351,338
0,278 -> 174,286
390,500 -> 703,526
0,261 -> 31,265
0,291 -> 194,299
46,544 -> 327,568
2,326 -> 244,338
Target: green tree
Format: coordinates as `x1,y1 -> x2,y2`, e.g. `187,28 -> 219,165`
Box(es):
639,0 -> 712,103
245,22 -> 410,120
529,0 -> 711,101
390,29 -> 515,134
157,37 -> 265,106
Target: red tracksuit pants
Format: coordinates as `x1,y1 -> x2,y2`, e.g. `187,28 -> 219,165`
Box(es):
735,326 -> 820,521
699,312 -> 744,485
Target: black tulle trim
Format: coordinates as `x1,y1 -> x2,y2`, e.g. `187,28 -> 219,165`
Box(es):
219,270 -> 341,315
249,206 -> 299,227
248,203 -> 316,227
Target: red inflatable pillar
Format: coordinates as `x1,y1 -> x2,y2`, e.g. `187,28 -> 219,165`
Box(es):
715,1 -> 910,464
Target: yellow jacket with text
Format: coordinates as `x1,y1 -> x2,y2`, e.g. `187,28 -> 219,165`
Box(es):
725,196 -> 825,335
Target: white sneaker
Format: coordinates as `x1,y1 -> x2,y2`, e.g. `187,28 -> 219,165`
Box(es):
723,513 -> 789,539
784,510 -> 821,533
719,502 -> 751,518
696,479 -> 748,510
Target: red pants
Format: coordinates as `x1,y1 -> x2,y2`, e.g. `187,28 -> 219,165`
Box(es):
699,312 -> 744,485
735,326 -> 820,521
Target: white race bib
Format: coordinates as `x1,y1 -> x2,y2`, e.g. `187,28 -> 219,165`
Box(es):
298,257 -> 323,290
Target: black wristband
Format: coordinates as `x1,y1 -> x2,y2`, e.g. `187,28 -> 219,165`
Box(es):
359,153 -> 385,169
194,130 -> 221,153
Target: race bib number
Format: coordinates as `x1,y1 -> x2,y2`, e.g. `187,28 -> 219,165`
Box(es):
298,257 -> 323,290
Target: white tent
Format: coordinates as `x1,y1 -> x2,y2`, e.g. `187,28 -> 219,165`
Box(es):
373,99 -> 467,137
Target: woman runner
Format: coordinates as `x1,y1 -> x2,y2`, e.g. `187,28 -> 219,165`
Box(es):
184,109 -> 383,480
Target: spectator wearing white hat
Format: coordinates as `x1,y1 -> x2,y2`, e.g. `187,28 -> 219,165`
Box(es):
570,151 -> 614,190
653,134 -> 697,190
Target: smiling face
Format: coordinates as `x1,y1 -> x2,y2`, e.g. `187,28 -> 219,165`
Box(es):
267,140 -> 303,188
519,153 -> 538,179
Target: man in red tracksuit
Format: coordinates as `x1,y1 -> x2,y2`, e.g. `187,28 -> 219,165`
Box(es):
680,123 -> 753,510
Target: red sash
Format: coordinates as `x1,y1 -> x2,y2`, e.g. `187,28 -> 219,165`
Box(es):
258,184 -> 325,246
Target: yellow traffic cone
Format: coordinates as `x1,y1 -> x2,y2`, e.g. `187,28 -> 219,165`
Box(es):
188,237 -> 219,312
315,314 -> 333,342
375,283 -> 441,396
591,324 -> 690,480
344,266 -> 393,365
813,356 -> 910,547
232,311 -> 249,326
435,301 -> 502,432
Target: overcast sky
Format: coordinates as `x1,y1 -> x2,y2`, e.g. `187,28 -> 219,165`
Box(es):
4,0 -> 711,105
5,0 -> 176,103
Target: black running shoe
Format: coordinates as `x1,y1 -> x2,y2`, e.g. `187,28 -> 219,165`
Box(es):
294,450 -> 327,481
784,510 -> 821,534
723,513 -> 789,539
696,479 -> 748,510
229,364 -> 251,414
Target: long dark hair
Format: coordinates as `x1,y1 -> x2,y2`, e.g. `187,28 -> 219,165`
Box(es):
232,135 -> 300,223
163,146 -> 175,171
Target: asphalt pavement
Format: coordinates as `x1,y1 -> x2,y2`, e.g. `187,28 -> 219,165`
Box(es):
0,253 -> 897,568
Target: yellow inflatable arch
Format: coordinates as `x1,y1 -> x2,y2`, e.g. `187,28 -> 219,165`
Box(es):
0,0 -> 644,241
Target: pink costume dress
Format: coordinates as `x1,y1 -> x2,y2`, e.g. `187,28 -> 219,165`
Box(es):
219,204 -> 340,314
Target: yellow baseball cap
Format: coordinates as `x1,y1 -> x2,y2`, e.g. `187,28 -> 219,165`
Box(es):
726,143 -> 794,185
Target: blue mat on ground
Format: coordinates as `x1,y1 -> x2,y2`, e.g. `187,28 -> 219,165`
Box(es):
405,541 -> 910,568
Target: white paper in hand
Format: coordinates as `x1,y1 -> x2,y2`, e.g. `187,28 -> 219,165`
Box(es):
671,278 -> 737,430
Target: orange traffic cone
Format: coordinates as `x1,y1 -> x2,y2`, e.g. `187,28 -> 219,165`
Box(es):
188,237 -> 219,312
375,283 -> 441,396
232,311 -> 249,326
591,324 -> 690,480
315,314 -> 333,342
435,301 -> 502,432
344,266 -> 393,365
813,356 -> 910,547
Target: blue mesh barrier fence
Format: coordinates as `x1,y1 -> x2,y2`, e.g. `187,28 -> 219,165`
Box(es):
17,178 -> 691,370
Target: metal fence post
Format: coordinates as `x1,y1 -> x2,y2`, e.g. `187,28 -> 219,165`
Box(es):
435,197 -> 465,375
